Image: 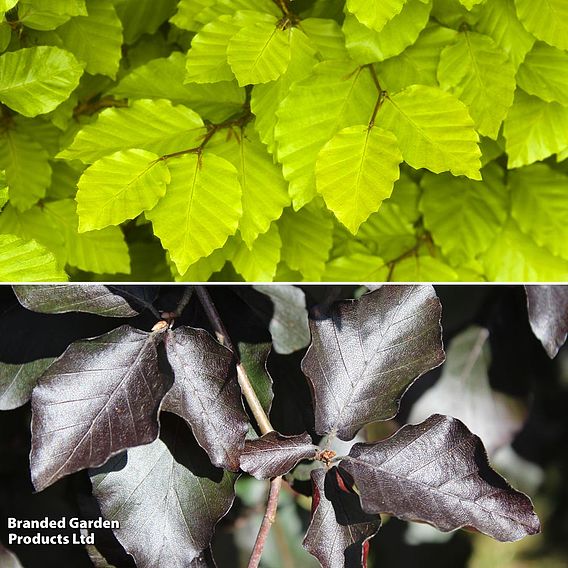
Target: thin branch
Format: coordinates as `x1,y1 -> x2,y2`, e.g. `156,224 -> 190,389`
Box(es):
368,64 -> 382,93
248,477 -> 283,568
237,363 -> 273,435
159,107 -> 253,162
194,286 -> 282,568
173,286 -> 193,318
194,286 -> 236,353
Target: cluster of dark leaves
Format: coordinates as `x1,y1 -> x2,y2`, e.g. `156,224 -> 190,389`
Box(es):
1,284 -> 566,568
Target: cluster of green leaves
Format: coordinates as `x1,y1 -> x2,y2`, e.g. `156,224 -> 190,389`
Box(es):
0,0 -> 567,282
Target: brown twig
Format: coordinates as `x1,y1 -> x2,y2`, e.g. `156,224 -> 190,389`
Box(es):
159,106 -> 253,162
194,287 -> 281,567
248,477 -> 283,568
73,97 -> 128,118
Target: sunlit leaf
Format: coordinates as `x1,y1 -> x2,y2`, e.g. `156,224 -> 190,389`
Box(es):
31,325 -> 170,491
342,414 -> 541,541
0,46 -> 83,117
301,286 -> 444,440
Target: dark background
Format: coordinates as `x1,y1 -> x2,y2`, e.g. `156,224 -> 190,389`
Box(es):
0,285 -> 566,567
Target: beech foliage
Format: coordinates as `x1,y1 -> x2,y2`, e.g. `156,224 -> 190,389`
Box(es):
0,0 -> 567,281
1,284 -> 564,566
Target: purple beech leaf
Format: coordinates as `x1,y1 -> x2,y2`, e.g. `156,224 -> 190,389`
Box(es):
240,431 -> 319,479
301,286 -> 445,440
13,285 -> 142,317
342,414 -> 541,542
161,326 -> 248,471
253,285 -> 311,354
525,285 -> 568,358
30,325 -> 170,491
91,416 -> 236,568
303,467 -> 381,568
0,358 -> 54,410
239,342 -> 274,414
409,326 -> 526,456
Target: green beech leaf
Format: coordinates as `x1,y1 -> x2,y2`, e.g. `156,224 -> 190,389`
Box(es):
227,20 -> 292,86
316,125 -> 402,233
438,31 -> 516,138
147,153 -> 242,274
275,60 -> 377,209
482,219 -> 568,281
56,0 -> 123,79
170,0 -> 217,32
185,15 -> 240,83
184,10 -> 276,85
114,0 -> 177,44
390,255 -> 459,281
175,239 -> 238,282
0,234 -> 67,282
110,52 -> 245,122
346,0 -> 408,32
18,0 -> 87,31
0,46 -> 83,117
251,27 -> 318,153
477,0 -> 535,70
503,90 -> 568,169
208,123 -> 290,248
323,253 -> 389,281
376,24 -> 458,92
510,165 -> 568,260
278,203 -> 333,281
58,99 -> 205,164
0,204 -> 65,262
420,164 -> 509,264
379,85 -> 481,179
0,0 -> 18,12
300,17 -> 350,60
514,0 -> 568,51
43,199 -> 130,274
0,128 -> 52,211
232,223 -> 282,281
76,149 -> 170,231
180,0 -> 280,32
516,42 -> 568,106
344,0 -> 432,63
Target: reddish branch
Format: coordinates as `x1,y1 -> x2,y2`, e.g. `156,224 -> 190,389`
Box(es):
195,287 -> 281,567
